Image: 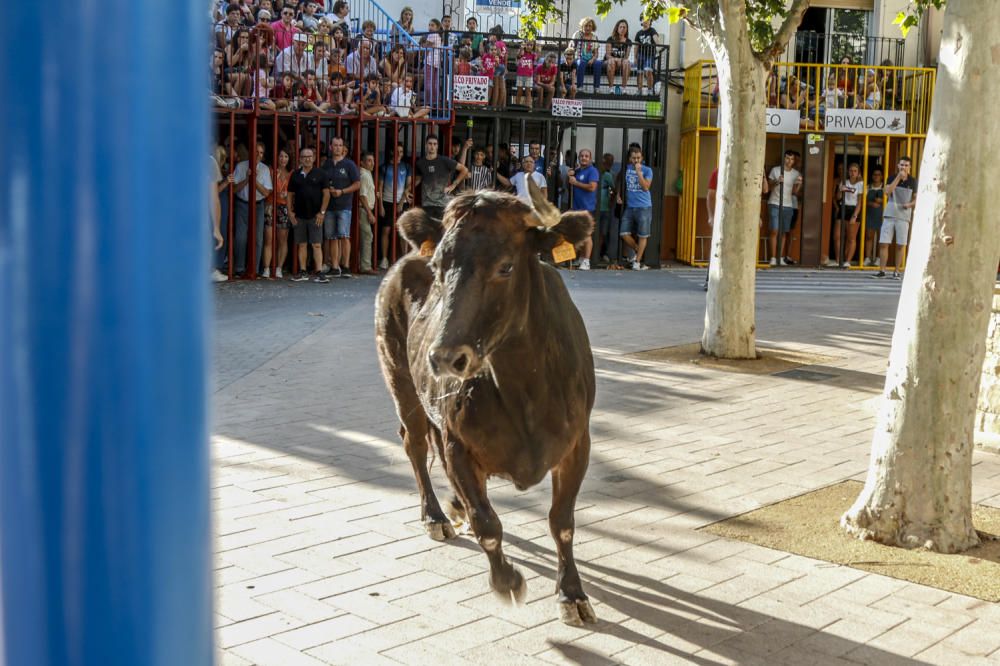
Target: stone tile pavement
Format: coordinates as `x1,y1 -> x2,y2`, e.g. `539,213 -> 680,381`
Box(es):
211,269 -> 1000,665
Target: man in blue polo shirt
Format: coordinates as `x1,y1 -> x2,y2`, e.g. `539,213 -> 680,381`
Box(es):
321,136 -> 360,278
619,146 -> 653,270
567,148 -> 600,270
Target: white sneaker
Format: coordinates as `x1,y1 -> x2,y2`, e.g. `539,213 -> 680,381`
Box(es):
769,257 -> 777,267
579,258 -> 590,270
320,263 -> 331,274
379,257 -> 389,270
863,257 -> 873,267
261,268 -> 270,278
276,267 -> 283,279
211,269 -> 228,283
779,258 -> 788,266
823,259 -> 839,267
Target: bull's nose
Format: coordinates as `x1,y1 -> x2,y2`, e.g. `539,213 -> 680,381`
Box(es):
429,345 -> 479,378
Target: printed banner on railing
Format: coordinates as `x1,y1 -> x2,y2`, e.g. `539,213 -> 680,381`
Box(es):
552,98 -> 583,118
765,108 -> 801,135
453,75 -> 491,105
824,109 -> 908,135
475,0 -> 522,12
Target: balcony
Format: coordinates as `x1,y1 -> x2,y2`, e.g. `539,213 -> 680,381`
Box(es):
682,61 -> 935,136
448,32 -> 669,121
785,30 -> 906,67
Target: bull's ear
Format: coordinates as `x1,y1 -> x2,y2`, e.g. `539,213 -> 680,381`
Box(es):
397,208 -> 444,252
532,211 -> 594,254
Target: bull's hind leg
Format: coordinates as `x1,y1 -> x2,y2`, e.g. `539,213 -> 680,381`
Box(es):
444,437 -> 526,604
400,421 -> 455,541
549,432 -> 597,627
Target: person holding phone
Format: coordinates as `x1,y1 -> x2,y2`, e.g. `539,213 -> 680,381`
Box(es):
873,156 -> 917,279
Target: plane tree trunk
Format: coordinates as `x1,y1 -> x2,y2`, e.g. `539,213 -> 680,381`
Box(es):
841,0 -> 1000,553
700,10 -> 768,360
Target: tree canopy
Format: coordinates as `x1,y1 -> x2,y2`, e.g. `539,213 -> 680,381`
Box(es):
521,0 -> 804,58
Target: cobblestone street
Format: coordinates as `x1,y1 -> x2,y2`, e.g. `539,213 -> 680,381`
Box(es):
212,268 -> 1000,666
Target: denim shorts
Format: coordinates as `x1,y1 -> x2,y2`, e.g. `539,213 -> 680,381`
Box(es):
619,207 -> 652,238
324,209 -> 352,240
768,204 -> 795,233
637,56 -> 655,72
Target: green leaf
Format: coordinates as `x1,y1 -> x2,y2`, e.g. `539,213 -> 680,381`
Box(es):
666,7 -> 685,23
893,10 -> 907,26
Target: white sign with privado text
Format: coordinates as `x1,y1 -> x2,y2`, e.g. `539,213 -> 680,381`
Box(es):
824,109 -> 907,135
552,98 -> 583,118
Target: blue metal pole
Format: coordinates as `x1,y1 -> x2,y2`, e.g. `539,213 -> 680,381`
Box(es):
0,2 -> 213,665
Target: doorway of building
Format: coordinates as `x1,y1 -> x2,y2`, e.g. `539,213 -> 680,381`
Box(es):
795,6 -> 872,64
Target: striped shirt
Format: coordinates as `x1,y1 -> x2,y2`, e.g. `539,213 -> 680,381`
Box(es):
469,164 -> 494,191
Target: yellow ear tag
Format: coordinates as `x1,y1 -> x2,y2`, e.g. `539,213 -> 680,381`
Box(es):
419,240 -> 435,257
552,239 -> 576,263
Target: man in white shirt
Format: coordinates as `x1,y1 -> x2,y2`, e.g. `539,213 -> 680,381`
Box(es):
766,150 -> 802,266
230,143 -> 273,277
345,39 -> 379,81
511,155 -> 548,205
274,33 -> 314,79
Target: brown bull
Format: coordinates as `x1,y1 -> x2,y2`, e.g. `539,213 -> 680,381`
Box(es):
374,181 -> 597,626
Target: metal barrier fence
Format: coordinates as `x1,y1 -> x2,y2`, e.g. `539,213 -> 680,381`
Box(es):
785,31 -> 906,67
212,112 -> 454,280
682,60 -> 936,136
210,28 -> 453,121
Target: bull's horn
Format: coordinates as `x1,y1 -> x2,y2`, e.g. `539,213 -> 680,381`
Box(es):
527,177 -> 560,229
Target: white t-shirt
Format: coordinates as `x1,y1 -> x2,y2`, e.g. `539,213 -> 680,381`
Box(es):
511,171 -> 548,204
233,160 -> 273,202
840,178 -> 864,207
767,166 -> 802,208
273,47 -> 315,78
390,87 -> 414,117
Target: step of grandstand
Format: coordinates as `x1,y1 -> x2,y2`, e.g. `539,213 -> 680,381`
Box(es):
674,268 -> 905,295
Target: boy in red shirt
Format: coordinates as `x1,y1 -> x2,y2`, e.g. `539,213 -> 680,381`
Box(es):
534,52 -> 558,109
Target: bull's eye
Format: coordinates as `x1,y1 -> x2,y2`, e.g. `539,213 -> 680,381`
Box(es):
498,263 -> 514,277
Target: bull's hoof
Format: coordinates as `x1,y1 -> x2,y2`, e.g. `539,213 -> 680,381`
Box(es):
446,497 -> 469,533
558,598 -> 598,627
491,566 -> 527,606
425,519 -> 457,541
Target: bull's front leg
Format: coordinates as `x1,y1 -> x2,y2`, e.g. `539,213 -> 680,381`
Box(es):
549,432 -> 597,627
443,435 -> 526,604
400,423 -> 454,541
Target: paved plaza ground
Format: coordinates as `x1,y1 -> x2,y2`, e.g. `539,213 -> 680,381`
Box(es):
211,267 -> 1000,666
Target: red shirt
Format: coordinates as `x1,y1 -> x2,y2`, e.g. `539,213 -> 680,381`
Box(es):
708,168 -> 718,191
271,20 -> 299,50
455,61 -> 472,75
535,63 -> 557,83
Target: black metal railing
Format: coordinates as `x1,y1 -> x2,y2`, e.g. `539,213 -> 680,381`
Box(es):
443,31 -> 668,119
785,31 -> 905,67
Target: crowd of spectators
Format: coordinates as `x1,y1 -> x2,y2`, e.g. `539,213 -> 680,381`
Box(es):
211,1 -> 444,116
210,2 -> 667,116
425,14 -> 664,109
761,55 -> 906,130
211,133 -> 657,282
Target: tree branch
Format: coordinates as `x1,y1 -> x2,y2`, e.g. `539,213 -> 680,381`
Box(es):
762,0 -> 810,62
